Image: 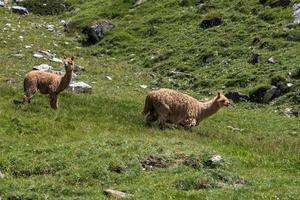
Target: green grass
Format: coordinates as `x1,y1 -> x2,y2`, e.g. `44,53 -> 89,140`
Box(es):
0,1 -> 299,199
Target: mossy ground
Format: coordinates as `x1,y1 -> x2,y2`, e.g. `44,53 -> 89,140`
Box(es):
0,1 -> 299,199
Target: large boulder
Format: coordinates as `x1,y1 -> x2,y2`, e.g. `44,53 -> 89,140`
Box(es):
11,6 -> 29,15
83,22 -> 114,44
0,0 -> 5,7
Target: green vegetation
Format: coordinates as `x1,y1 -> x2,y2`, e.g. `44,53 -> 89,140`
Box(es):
0,0 -> 299,199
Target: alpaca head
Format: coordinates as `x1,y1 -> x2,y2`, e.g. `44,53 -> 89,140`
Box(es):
214,92 -> 230,108
63,56 -> 75,72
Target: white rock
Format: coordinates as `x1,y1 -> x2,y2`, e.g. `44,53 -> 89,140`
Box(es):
140,85 -> 148,89
106,76 -> 112,81
0,171 -> 4,179
19,36 -> 23,39
25,45 -> 32,49
33,53 -> 44,58
33,64 -> 52,71
51,57 -> 62,63
46,24 -> 54,31
210,155 -> 222,163
6,23 -> 11,27
68,81 -> 92,93
287,83 -> 294,87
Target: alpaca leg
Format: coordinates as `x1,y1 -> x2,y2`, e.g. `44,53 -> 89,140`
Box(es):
158,116 -> 167,130
181,118 -> 196,130
23,88 -> 36,104
50,94 -> 58,109
146,111 -> 158,126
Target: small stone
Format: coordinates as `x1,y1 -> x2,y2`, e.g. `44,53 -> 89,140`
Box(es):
106,76 -> 112,81
211,155 -> 222,162
46,24 -> 54,31
287,83 -> 293,87
227,126 -> 244,132
19,36 -> 23,39
6,23 -> 11,27
51,57 -> 62,63
140,85 -> 148,89
104,189 -> 133,198
25,45 -> 32,49
0,171 -> 4,179
267,57 -> 276,64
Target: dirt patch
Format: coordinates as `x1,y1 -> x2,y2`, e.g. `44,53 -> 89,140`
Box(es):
140,155 -> 171,169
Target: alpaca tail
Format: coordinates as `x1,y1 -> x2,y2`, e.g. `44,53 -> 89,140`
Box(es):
142,94 -> 154,115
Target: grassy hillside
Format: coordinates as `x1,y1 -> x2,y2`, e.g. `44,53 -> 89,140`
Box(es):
0,0 -> 299,199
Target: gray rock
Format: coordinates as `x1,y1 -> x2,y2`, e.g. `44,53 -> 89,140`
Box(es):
84,22 -> 114,44
33,64 -> 52,71
0,0 -> 5,7
68,81 -> 92,93
104,189 -> 133,198
46,24 -> 55,31
263,86 -> 277,103
11,6 -> 29,15
293,3 -> 300,24
267,57 -> 276,64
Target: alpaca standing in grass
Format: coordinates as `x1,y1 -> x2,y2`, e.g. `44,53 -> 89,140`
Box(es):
23,56 -> 75,109
143,88 -> 230,129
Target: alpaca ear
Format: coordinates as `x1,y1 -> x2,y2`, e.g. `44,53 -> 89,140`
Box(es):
217,92 -> 221,99
71,56 -> 74,61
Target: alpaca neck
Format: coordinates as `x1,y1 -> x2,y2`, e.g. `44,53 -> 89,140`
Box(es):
57,70 -> 72,93
197,98 -> 220,121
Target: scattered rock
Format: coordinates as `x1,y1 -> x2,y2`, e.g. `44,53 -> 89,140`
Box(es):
267,57 -> 276,64
284,108 -> 299,118
204,155 -> 223,168
106,76 -> 112,81
46,24 -> 55,31
11,6 -> 29,15
134,0 -> 147,7
12,53 -> 25,58
68,81 -> 92,93
287,83 -> 293,88
32,50 -> 85,73
0,171 -> 4,178
263,86 -> 277,103
200,17 -> 223,29
248,53 -> 260,65
225,92 -> 249,102
83,21 -> 114,44
0,0 -> 5,7
5,79 -> 16,85
140,85 -> 148,89
33,64 -> 52,71
293,3 -> 300,24
227,126 -> 244,132
104,189 -> 133,199
25,45 -> 32,49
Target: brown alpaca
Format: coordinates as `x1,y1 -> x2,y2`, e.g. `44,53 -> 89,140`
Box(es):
143,88 -> 230,129
23,57 -> 75,109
